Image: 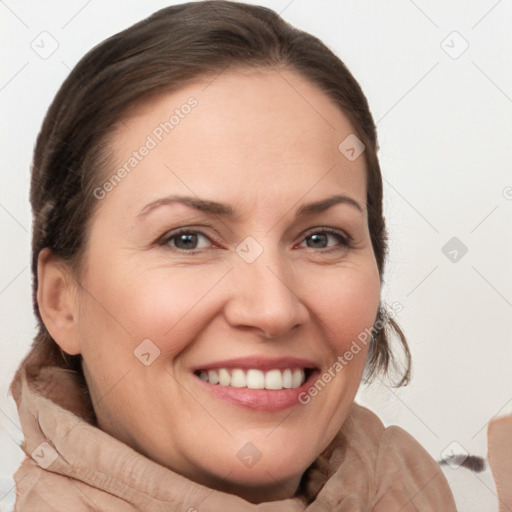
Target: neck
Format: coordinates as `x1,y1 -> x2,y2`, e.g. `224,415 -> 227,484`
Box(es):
211,475 -> 303,503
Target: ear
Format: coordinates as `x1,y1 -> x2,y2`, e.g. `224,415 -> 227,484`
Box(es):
37,248 -> 81,355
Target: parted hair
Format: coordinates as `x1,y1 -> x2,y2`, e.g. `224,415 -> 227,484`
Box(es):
28,0 -> 411,386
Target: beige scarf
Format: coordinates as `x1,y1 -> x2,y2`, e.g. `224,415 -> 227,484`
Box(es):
11,351 -> 458,511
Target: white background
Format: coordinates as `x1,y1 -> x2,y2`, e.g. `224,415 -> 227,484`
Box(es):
1,1 -> 511,510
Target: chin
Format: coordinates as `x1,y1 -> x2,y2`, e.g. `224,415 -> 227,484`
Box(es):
198,438 -> 316,492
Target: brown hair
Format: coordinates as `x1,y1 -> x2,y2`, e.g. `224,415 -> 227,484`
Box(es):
28,0 -> 411,385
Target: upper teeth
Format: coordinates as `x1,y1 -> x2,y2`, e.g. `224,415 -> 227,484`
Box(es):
198,368 -> 306,390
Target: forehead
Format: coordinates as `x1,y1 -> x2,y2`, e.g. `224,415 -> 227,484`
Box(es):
102,68 -> 367,215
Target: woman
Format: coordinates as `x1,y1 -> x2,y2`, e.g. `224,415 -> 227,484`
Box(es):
11,1 -> 458,510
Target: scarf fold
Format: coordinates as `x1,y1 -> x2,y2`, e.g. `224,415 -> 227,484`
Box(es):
11,353 -> 458,511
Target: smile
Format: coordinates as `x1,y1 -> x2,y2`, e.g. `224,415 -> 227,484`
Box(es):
192,357 -> 319,411
195,368 -> 308,390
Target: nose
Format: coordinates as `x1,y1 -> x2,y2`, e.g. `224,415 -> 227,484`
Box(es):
223,249 -> 309,339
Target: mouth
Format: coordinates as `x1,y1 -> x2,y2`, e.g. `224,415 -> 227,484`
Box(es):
191,357 -> 319,411
193,367 -> 313,390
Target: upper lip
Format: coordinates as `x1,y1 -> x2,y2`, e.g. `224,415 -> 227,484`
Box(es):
191,356 -> 319,372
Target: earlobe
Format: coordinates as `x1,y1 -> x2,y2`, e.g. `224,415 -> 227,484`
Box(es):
37,248 -> 81,355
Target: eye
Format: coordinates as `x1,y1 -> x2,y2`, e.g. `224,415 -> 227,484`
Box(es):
158,227 -> 349,253
299,229 -> 349,250
161,230 -> 213,251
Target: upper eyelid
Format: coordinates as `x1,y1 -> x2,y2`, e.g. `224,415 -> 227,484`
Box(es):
301,226 -> 349,237
160,228 -> 217,246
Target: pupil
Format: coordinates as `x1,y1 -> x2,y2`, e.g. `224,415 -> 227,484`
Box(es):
308,233 -> 327,248
176,233 -> 197,249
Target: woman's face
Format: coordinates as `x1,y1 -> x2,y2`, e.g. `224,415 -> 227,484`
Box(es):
70,68 -> 380,501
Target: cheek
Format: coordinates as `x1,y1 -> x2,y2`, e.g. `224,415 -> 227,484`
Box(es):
295,260 -> 380,451
304,262 -> 381,355
78,262 -> 228,358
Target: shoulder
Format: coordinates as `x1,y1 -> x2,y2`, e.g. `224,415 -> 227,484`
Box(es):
344,401 -> 437,462
316,402 -> 458,510
342,401 -> 439,465
14,457 -> 86,512
13,457 -> 135,512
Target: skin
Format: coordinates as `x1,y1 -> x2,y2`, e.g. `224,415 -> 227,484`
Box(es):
38,68 -> 381,503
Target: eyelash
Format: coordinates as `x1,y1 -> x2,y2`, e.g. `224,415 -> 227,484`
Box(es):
158,227 -> 351,255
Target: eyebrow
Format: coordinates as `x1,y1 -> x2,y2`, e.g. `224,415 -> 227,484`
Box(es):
137,193 -> 363,220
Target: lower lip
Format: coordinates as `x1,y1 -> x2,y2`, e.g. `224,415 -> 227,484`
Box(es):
194,371 -> 319,412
